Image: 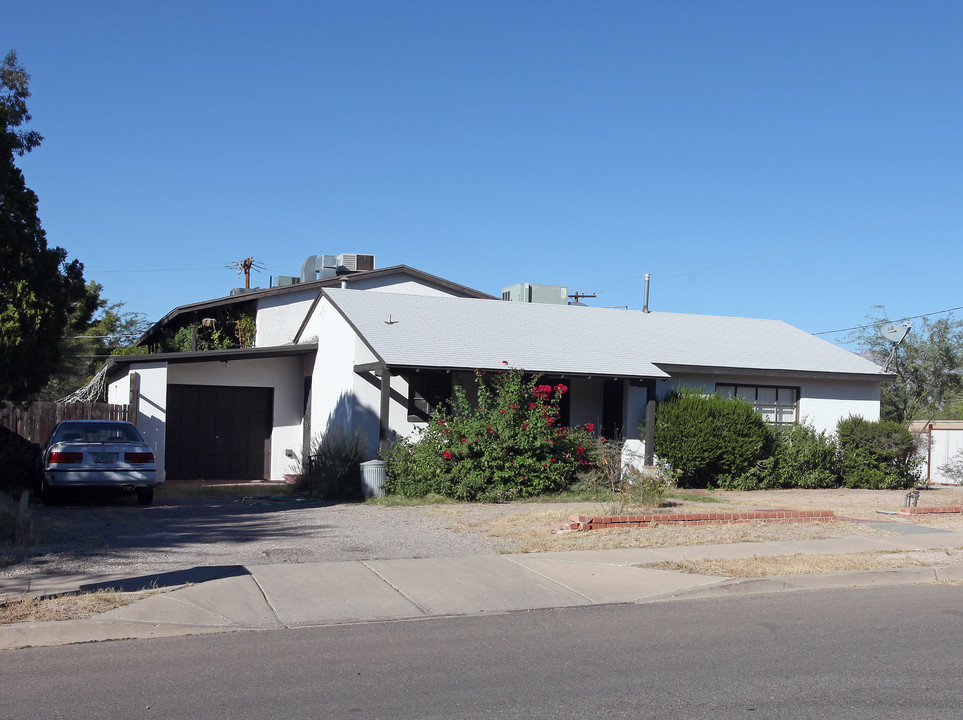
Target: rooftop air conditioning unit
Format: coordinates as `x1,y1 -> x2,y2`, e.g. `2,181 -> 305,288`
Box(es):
501,283 -> 568,305
336,253 -> 375,273
300,254 -> 339,282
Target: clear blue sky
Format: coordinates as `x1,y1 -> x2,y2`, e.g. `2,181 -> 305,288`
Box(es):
6,1 -> 962,347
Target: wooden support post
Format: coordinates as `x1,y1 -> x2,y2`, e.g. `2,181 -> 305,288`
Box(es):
644,398 -> 656,465
128,372 -> 141,428
379,365 -> 392,456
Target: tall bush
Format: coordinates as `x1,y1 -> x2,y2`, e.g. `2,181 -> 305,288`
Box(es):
724,422 -> 840,490
386,369 -> 594,501
653,388 -> 769,488
836,416 -> 920,489
0,426 -> 38,495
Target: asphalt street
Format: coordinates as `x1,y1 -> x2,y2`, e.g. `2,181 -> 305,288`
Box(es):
3,584 -> 961,719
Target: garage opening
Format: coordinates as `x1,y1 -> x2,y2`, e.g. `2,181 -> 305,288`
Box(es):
166,384 -> 273,481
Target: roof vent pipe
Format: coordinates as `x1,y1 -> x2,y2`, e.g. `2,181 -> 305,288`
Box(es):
642,273 -> 651,313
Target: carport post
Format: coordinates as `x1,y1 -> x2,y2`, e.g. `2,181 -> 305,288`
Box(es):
379,365 -> 392,456
644,398 -> 656,465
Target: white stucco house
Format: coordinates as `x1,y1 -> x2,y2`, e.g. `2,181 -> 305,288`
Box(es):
106,263 -> 889,483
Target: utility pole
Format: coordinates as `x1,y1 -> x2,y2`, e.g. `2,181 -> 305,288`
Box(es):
568,291 -> 596,304
228,257 -> 265,289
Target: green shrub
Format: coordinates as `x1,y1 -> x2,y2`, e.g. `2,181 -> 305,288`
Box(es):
653,388 -> 770,488
0,426 -> 39,496
836,416 -> 920,489
295,427 -> 367,500
0,491 -> 32,544
724,423 -> 840,490
386,369 -> 594,502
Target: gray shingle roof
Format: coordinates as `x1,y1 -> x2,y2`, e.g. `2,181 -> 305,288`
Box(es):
323,289 -> 884,379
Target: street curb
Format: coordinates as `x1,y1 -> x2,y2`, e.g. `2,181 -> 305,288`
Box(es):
643,563 -> 963,603
4,562 -> 962,651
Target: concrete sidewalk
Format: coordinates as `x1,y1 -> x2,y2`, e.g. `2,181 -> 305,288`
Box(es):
3,527 -> 963,650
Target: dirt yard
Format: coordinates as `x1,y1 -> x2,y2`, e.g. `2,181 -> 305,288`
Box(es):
1,485 -> 960,578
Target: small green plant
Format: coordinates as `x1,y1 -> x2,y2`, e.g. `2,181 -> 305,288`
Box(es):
611,463 -> 678,513
573,435 -> 676,512
386,369 -> 595,501
295,427 -> 367,500
938,449 -> 963,483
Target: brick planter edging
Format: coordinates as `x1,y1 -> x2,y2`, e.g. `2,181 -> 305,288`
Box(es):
897,506 -> 962,518
563,509 -> 836,531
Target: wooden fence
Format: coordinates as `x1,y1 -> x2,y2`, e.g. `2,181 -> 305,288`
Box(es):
0,402 -> 130,445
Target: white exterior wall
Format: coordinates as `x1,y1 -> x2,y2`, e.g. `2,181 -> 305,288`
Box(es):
625,384 -> 648,440
311,298 -> 379,456
659,374 -> 882,436
255,289 -> 319,347
107,362 -> 170,481
345,277 -> 476,296
168,357 -> 306,480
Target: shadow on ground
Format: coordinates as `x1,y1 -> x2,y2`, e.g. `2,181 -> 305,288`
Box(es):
6,492 -> 344,569
80,565 -> 250,593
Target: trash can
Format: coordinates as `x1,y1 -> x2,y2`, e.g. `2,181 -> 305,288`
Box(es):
360,460 -> 387,498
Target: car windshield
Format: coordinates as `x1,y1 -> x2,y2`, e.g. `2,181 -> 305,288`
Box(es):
53,422 -> 144,444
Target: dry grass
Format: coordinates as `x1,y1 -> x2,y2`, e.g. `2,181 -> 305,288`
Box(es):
442,504 -> 896,554
0,588 -> 160,625
640,547 -> 963,578
430,487 -> 963,554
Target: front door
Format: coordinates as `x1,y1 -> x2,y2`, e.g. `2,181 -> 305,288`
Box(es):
601,379 -> 624,439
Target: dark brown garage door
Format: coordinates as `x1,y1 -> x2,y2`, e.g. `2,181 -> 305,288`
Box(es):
166,384 -> 274,481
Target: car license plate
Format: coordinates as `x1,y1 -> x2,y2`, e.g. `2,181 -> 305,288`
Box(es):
92,453 -> 117,464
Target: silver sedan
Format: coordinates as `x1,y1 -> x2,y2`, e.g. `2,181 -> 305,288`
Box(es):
36,420 -> 160,505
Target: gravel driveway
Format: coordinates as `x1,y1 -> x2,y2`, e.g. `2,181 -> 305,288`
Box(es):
0,493 -> 517,580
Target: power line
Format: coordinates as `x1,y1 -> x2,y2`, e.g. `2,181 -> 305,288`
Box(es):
86,264 -> 226,273
813,305 -> 963,336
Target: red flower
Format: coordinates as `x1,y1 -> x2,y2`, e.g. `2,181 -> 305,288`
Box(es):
533,384 -> 553,399
576,445 -> 584,454
461,437 -> 468,443
545,417 -> 555,425
555,384 -> 568,395
584,422 -> 595,432
442,451 -> 454,460
499,409 -> 507,414
549,458 -> 557,463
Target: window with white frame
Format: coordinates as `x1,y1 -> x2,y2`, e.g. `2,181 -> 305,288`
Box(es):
716,384 -> 798,425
